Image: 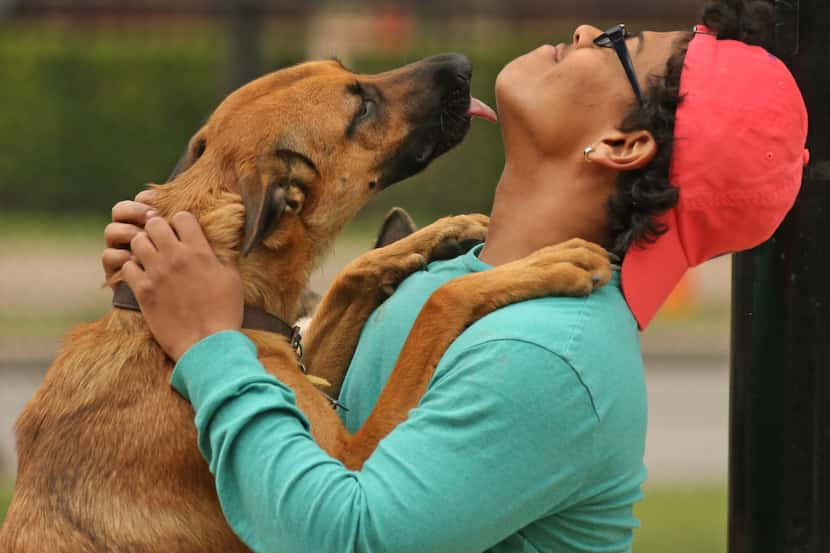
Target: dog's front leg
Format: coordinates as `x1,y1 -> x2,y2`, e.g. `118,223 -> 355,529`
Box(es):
339,239 -> 612,468
301,247 -> 429,398
303,214 -> 489,397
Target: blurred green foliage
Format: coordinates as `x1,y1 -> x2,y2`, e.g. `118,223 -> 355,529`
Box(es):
0,21 -> 523,221
0,24 -> 226,213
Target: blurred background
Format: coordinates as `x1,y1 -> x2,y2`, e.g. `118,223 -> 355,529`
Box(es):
0,1 -> 731,551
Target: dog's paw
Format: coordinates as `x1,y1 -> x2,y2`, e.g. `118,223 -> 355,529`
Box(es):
340,214 -> 487,296
428,214 -> 490,261
341,248 -> 427,295
396,213 -> 489,261
376,252 -> 428,296
506,240 -> 612,297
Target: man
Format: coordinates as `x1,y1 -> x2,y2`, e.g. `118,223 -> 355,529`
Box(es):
103,5 -> 808,552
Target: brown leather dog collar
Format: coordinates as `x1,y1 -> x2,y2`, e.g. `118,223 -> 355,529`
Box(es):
112,281 -> 348,411
112,281 -> 297,340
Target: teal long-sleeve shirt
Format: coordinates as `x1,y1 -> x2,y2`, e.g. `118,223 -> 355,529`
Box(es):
171,244 -> 647,553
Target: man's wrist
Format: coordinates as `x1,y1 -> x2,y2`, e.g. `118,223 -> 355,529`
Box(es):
169,327 -> 241,362
172,330 -> 255,399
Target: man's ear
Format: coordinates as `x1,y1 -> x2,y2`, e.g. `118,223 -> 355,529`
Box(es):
239,150 -> 314,256
168,128 -> 208,182
374,207 -> 418,248
589,130 -> 658,171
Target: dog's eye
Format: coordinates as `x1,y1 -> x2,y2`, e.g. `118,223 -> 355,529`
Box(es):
358,99 -> 375,121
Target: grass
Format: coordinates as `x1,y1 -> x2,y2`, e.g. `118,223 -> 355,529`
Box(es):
0,308 -> 108,339
0,211 -> 108,245
0,481 -> 726,551
635,485 -> 727,553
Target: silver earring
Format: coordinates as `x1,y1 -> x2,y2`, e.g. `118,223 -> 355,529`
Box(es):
583,146 -> 595,163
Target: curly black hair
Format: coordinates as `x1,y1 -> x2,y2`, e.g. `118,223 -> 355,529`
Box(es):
606,0 -> 777,258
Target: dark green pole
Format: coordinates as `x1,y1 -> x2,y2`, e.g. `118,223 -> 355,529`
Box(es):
225,0 -> 264,91
729,1 -> 830,552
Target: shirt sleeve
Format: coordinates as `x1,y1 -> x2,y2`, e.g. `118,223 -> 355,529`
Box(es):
171,329 -> 599,553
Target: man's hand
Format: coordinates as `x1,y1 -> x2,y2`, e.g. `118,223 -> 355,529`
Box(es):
102,191 -> 157,280
123,212 -> 244,361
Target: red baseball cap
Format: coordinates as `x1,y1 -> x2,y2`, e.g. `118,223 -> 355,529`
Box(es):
621,25 -> 809,330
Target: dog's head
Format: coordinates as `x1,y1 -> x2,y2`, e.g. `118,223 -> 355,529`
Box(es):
140,54 -> 493,316
158,54 -> 481,255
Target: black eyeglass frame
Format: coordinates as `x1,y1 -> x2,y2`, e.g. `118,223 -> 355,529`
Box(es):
594,24 -> 645,106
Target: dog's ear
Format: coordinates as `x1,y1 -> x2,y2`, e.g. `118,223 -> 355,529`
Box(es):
167,130 -> 207,182
240,150 -> 314,256
374,207 -> 418,248
240,169 -> 288,257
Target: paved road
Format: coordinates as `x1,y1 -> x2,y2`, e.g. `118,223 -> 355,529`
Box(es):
0,359 -> 730,484
642,360 -> 729,483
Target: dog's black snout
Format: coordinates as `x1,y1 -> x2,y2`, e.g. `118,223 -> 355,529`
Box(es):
375,52 -> 475,189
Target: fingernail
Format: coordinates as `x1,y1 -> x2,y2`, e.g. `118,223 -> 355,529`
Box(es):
146,210 -> 157,218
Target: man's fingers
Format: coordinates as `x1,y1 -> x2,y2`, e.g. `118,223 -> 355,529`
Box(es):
104,222 -> 144,249
135,190 -> 158,204
121,260 -> 147,293
102,248 -> 132,278
131,232 -> 159,267
112,200 -> 156,226
170,212 -> 210,250
145,217 -> 180,253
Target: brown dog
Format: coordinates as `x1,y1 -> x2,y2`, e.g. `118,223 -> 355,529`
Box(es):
0,55 -> 610,552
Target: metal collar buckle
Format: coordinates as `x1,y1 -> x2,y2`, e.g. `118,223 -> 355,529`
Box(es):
290,326 -> 306,374
289,326 -> 348,411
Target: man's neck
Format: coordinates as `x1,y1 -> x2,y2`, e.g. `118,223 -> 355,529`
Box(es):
478,158 -> 612,267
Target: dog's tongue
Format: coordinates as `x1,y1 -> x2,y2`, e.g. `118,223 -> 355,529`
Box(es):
467,97 -> 498,124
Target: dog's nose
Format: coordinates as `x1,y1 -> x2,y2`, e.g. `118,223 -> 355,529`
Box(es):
424,53 -> 472,90
447,53 -> 472,84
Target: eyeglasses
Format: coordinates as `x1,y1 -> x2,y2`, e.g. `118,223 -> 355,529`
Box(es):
594,24 -> 645,106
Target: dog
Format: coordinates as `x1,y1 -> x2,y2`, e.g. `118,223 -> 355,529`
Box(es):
0,54 -> 610,552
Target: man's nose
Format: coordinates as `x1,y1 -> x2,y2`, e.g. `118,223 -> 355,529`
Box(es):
572,25 -> 603,48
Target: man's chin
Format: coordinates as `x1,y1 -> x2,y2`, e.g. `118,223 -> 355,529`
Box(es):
494,71 -> 529,124
494,54 -> 538,103
495,57 -> 521,91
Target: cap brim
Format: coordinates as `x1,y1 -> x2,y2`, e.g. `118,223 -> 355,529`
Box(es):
621,209 -> 690,330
